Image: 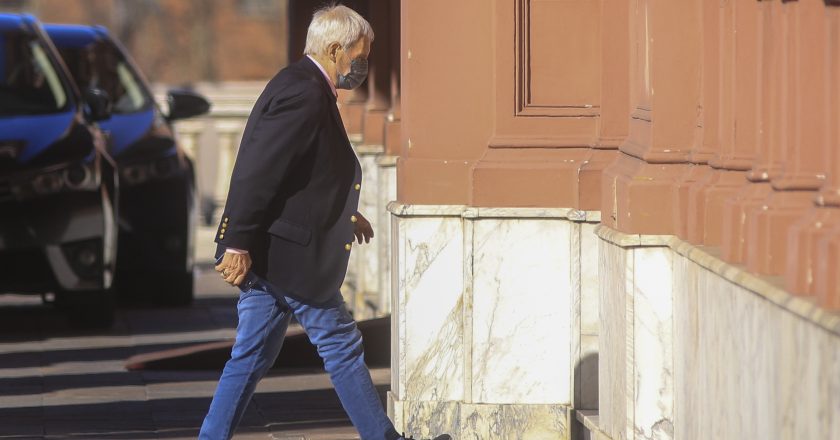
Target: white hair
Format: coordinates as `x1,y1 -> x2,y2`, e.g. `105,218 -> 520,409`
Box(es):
303,4 -> 374,56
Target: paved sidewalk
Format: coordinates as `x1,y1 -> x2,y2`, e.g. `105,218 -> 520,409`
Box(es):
0,260 -> 387,439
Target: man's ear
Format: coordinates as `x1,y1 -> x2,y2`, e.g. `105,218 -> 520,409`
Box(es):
328,42 -> 341,63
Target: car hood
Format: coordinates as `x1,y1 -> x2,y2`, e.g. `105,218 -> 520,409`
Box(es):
0,109 -> 76,164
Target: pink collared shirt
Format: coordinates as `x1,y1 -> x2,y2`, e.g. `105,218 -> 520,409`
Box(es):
225,56 -> 338,256
307,55 -> 337,97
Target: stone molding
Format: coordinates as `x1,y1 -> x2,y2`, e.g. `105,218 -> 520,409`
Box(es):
387,202 -> 601,222
354,144 -> 386,155
595,225 -> 840,337
375,154 -> 398,167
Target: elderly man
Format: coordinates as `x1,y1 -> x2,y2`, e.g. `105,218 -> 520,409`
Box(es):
199,5 -> 445,440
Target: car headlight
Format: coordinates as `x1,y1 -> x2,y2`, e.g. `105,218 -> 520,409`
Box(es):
120,154 -> 181,186
11,162 -> 100,200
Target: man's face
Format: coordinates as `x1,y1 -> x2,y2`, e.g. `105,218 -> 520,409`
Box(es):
336,37 -> 370,76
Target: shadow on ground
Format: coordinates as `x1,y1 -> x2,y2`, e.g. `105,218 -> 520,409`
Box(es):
0,385 -> 388,438
126,316 -> 391,372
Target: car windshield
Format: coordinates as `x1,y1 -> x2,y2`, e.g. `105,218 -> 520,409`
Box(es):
57,40 -> 151,114
0,30 -> 70,116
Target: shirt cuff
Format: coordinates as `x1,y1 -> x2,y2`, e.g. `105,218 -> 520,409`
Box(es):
225,247 -> 248,255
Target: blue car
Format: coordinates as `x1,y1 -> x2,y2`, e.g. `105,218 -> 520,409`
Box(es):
0,14 -> 119,327
44,24 -> 210,307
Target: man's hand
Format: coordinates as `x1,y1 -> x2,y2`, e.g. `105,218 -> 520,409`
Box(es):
353,211 -> 374,244
216,252 -> 252,286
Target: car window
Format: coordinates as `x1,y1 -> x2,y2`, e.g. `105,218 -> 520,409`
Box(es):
0,30 -> 70,116
58,40 -> 151,114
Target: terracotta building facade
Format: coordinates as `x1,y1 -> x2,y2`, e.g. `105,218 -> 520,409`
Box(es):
322,0 -> 840,438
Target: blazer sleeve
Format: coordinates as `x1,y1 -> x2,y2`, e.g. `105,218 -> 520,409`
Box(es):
215,83 -> 324,252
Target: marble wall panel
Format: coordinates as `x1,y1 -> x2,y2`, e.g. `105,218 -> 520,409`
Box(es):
377,161 -> 397,315
401,400 -> 461,439
575,222 -> 601,411
391,205 -> 602,439
395,400 -> 571,440
394,215 -> 466,401
580,222 -> 601,336
353,152 -> 381,315
630,247 -> 674,440
830,337 -> 840,436
459,403 -> 570,440
598,239 -> 628,440
471,218 -> 573,405
599,228 -> 840,440
578,334 -> 600,411
672,256 -> 698,440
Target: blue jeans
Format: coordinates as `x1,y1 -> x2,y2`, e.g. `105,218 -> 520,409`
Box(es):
199,273 -> 401,440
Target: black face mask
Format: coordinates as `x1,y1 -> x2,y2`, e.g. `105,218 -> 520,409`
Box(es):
336,57 -> 368,90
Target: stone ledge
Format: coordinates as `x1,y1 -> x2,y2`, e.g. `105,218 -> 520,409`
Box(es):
376,154 -> 398,166
575,410 -> 613,440
594,224 -> 671,247
354,144 -> 386,155
596,224 -> 840,337
387,202 -> 600,222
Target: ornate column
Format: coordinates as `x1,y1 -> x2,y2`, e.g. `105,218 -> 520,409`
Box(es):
744,0 -> 829,276
803,2 -> 840,305
686,0 -> 761,246
600,0 -> 702,235
720,0 -> 785,263
679,0 -> 721,242
579,0 -> 629,212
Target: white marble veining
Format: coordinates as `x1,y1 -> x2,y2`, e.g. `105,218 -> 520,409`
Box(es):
390,204 -> 601,438
598,225 -> 840,440
355,151 -> 381,317
580,223 -> 601,336
395,216 -> 465,401
595,226 -> 840,336
598,240 -> 629,440
470,218 -> 573,405
393,399 -> 571,440
376,161 -> 397,316
577,222 -> 601,411
632,247 -> 674,440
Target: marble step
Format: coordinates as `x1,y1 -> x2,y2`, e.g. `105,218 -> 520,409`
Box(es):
575,409 -> 612,440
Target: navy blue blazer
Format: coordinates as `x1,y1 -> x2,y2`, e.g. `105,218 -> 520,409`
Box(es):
214,57 -> 362,305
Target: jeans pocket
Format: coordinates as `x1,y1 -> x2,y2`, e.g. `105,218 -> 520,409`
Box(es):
236,272 -> 257,295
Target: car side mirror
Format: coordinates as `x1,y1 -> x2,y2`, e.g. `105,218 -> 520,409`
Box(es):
166,89 -> 211,121
84,88 -> 112,122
